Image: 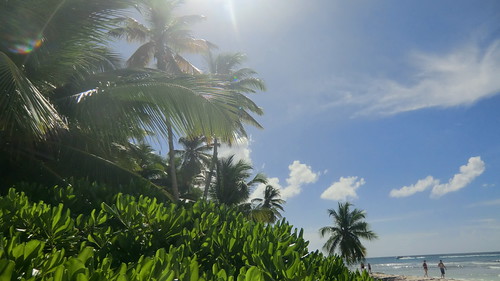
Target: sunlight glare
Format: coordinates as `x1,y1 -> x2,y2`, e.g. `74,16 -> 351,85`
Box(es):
224,0 -> 238,34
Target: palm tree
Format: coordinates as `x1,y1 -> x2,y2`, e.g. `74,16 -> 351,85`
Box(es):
109,0 -> 218,200
114,142 -> 167,180
251,185 -> 286,223
209,155 -> 267,206
0,0 -> 257,198
176,136 -> 212,197
319,202 -> 378,264
109,0 -> 214,73
202,52 -> 266,199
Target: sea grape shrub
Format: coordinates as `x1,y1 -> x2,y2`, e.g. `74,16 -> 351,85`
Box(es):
0,186 -> 374,281
10,179 -> 170,216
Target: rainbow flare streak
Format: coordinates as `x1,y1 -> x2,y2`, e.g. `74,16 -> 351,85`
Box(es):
8,38 -> 43,54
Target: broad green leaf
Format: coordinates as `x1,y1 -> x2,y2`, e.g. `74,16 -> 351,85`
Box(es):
189,259 -> 199,281
0,260 -> 15,280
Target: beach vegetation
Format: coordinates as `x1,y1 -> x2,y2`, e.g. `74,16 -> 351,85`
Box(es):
0,183 -> 374,281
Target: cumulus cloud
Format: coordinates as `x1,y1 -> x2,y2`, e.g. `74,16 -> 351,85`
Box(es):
389,176 -> 439,198
281,161 -> 319,199
431,156 -> 486,198
218,137 -> 252,164
250,161 -> 319,200
320,176 -> 365,201
331,40 -> 500,116
390,156 -> 485,199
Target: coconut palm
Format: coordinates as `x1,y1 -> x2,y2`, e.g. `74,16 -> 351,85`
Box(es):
210,155 -> 267,206
114,142 -> 167,180
109,0 -> 219,200
202,52 -> 266,199
176,136 -> 212,196
319,202 -> 378,264
109,0 -> 214,73
251,185 -> 286,223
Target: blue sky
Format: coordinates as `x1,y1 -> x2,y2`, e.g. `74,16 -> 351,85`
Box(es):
129,0 -> 500,257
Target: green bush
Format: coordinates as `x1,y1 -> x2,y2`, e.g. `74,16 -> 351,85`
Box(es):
0,183 -> 374,281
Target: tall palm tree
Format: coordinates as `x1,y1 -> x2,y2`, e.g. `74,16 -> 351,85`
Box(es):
209,155 -> 267,206
319,202 -> 378,265
202,52 -> 266,199
251,185 -> 286,223
109,0 -> 217,200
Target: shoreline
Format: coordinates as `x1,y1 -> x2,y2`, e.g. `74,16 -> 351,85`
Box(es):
371,273 -> 467,281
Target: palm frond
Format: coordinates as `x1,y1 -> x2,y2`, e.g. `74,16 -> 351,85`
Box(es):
127,42 -> 155,68
174,54 -> 202,74
0,52 -> 66,141
109,17 -> 150,43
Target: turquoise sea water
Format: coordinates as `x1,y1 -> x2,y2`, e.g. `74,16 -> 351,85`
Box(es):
363,252 -> 500,281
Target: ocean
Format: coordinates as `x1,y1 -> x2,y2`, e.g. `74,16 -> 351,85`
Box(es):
362,252 -> 500,281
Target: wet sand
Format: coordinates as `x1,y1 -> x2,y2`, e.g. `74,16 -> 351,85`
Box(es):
371,273 -> 467,281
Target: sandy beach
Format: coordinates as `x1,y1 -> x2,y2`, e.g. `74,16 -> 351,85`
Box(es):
371,273 -> 467,281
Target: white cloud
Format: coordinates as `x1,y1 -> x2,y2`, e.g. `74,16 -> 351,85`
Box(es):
251,161 -> 319,200
390,156 -> 486,199
218,137 -> 252,164
282,161 -> 319,199
320,176 -> 365,201
431,156 -> 486,198
389,176 -> 439,198
332,40 -> 500,116
218,138 -> 319,201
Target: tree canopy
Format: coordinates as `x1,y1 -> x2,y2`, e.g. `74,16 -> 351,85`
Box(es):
319,202 -> 378,264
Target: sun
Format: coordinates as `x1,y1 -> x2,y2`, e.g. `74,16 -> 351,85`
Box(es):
185,0 -> 239,33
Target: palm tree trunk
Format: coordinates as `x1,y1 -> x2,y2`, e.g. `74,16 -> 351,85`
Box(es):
157,45 -> 181,201
167,123 -> 180,201
203,137 -> 218,199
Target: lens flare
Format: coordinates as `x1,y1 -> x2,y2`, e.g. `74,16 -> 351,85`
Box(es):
7,38 -> 43,54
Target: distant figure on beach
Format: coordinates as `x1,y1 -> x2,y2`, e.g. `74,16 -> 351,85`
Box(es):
368,263 -> 372,274
423,260 -> 428,277
438,260 -> 447,278
360,262 -> 365,271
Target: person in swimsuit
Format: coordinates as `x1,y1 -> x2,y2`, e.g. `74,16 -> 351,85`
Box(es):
438,260 -> 447,278
423,260 -> 428,277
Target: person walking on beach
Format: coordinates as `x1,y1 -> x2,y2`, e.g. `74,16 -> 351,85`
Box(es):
423,260 -> 428,277
438,260 -> 447,278
368,263 -> 372,274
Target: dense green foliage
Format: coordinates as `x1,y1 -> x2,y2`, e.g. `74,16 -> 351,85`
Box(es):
0,183 -> 373,281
